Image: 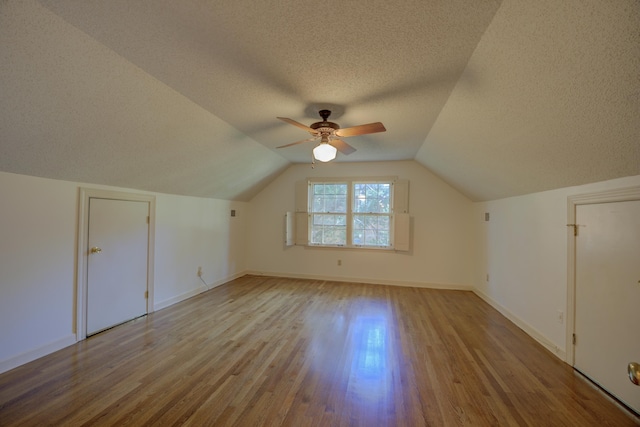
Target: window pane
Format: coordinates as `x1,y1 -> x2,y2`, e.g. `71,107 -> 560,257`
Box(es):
313,196 -> 324,212
324,214 -> 335,225
364,215 -> 377,229
364,230 -> 377,245
353,182 -> 390,214
312,228 -> 323,242
311,213 -> 347,245
326,196 -> 346,213
324,228 -> 346,245
366,184 -> 377,198
353,214 -> 390,247
324,196 -> 336,212
311,183 -> 347,213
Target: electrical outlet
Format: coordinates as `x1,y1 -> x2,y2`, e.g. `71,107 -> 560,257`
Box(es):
557,310 -> 564,323
486,273 -> 489,282
197,266 -> 203,277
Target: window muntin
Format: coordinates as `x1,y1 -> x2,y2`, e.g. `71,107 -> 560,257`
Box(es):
309,180 -> 393,248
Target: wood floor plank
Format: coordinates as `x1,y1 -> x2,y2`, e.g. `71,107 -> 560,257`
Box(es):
1,275 -> 638,426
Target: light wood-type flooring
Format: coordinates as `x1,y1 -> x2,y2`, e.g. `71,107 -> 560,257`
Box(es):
1,275 -> 638,426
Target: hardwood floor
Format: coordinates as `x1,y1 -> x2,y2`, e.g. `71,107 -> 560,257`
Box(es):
0,275 -> 637,426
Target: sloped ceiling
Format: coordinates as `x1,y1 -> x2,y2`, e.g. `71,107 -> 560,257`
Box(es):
1,0 -> 638,201
416,1 -> 640,200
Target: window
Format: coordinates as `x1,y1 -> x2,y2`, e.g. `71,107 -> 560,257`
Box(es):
308,179 -> 396,249
310,183 -> 348,245
352,182 -> 391,247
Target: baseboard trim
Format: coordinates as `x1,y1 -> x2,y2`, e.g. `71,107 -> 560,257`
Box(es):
0,334 -> 77,375
473,289 -> 567,361
154,271 -> 248,311
245,270 -> 472,291
154,288 -> 203,311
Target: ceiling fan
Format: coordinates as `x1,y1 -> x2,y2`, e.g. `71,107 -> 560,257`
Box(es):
276,110 -> 386,162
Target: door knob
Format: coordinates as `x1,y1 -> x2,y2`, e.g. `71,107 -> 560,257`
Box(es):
90,247 -> 102,254
628,362 -> 640,386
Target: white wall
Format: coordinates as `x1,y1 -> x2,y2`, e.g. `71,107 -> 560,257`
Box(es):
247,160 -> 476,288
0,171 -> 247,373
0,172 -> 77,371
154,193 -> 247,309
474,175 -> 640,360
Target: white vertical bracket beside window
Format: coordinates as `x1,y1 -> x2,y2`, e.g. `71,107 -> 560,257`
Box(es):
394,179 -> 409,213
294,180 -> 309,245
394,213 -> 410,251
284,212 -> 294,246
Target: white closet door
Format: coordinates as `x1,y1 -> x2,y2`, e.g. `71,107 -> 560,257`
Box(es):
87,198 -> 149,335
574,200 -> 640,414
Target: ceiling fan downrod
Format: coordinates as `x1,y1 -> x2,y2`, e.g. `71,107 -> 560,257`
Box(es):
319,109 -> 331,121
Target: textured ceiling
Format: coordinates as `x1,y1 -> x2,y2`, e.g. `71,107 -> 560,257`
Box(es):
0,0 -> 638,201
416,0 -> 640,200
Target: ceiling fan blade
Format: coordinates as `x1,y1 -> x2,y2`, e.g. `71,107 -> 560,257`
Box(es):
335,122 -> 386,138
332,139 -> 356,155
276,136 -> 318,149
277,117 -> 316,133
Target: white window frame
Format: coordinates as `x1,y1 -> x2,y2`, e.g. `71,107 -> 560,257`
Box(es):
351,180 -> 393,248
309,181 -> 350,246
299,177 -> 407,250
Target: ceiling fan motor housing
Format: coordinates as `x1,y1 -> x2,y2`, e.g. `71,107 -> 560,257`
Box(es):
310,110 -> 340,134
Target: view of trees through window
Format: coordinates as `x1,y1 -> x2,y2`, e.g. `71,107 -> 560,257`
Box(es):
310,181 -> 392,248
311,183 -> 347,245
353,183 -> 390,247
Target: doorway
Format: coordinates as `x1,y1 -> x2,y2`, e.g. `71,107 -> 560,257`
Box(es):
567,187 -> 640,414
77,189 -> 156,339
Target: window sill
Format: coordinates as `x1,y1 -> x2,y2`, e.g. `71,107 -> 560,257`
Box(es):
305,244 -> 395,252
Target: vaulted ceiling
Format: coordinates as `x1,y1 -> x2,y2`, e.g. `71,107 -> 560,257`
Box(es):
1,0 -> 638,201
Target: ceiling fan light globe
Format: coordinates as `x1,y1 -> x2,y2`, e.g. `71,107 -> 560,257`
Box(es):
313,143 -> 337,162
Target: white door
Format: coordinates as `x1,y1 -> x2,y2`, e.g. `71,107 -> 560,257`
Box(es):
574,200 -> 640,414
87,198 -> 149,335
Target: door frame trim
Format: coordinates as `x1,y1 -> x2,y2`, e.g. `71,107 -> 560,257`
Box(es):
76,188 -> 156,340
566,185 -> 640,364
